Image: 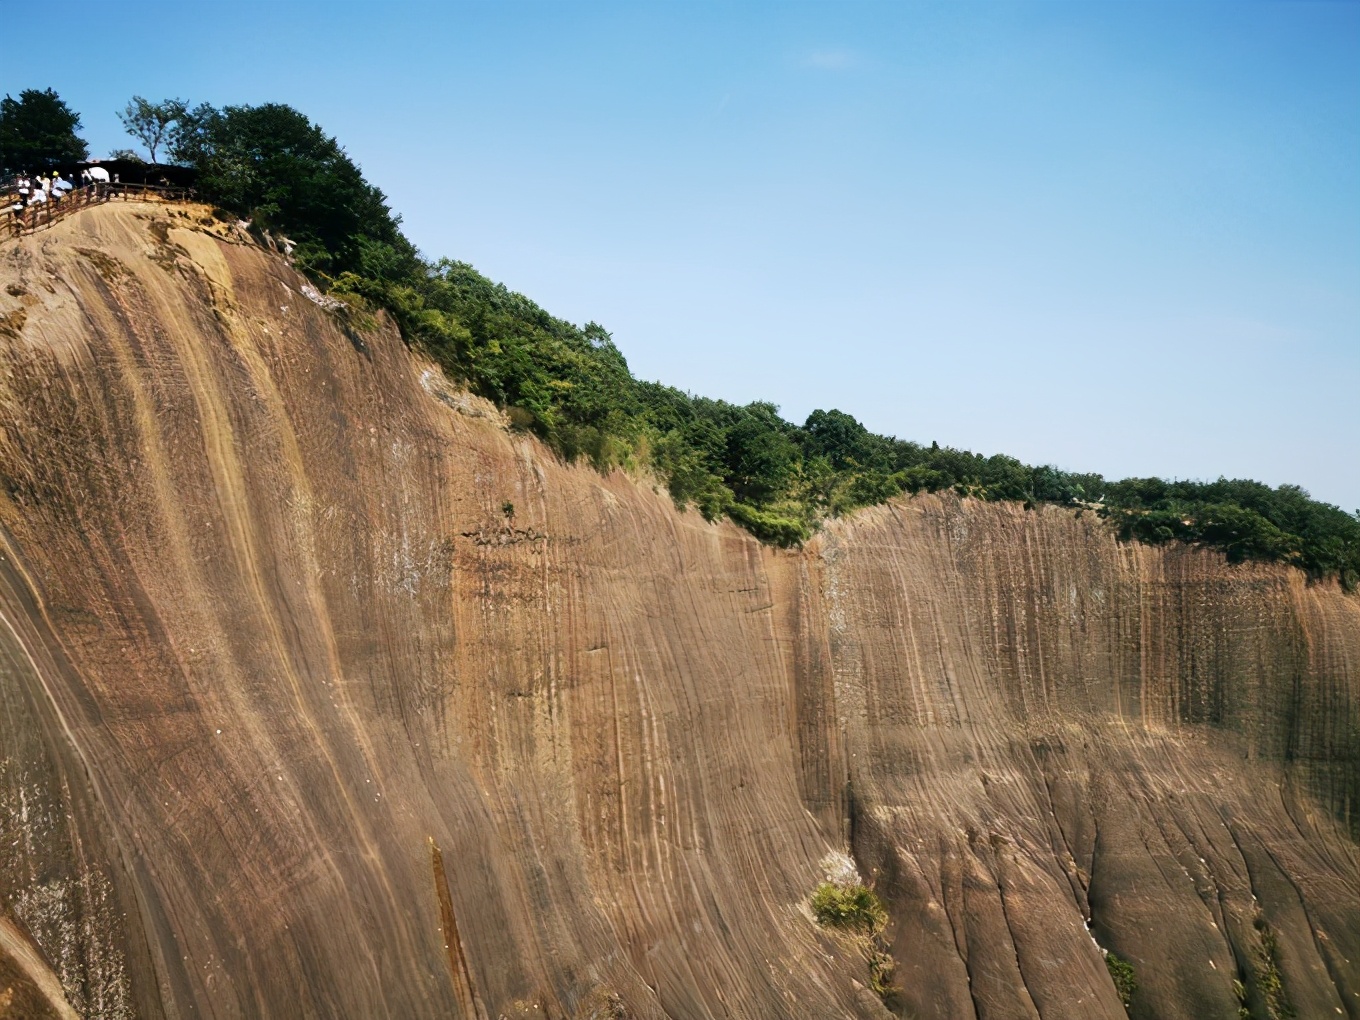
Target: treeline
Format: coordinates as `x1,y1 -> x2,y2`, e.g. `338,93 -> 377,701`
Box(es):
41,93 -> 1356,588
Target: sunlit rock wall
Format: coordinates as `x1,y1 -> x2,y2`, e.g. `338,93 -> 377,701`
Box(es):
0,203 -> 1354,1019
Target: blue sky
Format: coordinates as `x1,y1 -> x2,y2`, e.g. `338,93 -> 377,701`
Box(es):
8,1 -> 1358,511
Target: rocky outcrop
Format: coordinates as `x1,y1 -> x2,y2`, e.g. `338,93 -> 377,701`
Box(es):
0,203 -> 1355,1018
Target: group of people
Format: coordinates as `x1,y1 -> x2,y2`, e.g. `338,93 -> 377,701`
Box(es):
8,166 -> 115,216
13,172 -> 71,209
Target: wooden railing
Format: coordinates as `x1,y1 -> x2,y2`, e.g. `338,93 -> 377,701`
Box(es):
1,182 -> 196,240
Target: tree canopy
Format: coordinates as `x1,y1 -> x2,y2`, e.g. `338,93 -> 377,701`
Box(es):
117,96 -> 187,163
155,97 -> 1360,587
0,88 -> 88,173
170,102 -> 417,279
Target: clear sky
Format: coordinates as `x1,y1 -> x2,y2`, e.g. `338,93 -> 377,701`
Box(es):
8,1 -> 1358,511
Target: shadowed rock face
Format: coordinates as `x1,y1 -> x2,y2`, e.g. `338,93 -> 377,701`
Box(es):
0,203 -> 1355,1019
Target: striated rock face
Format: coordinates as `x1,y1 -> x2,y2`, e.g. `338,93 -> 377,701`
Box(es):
0,202 -> 1355,1019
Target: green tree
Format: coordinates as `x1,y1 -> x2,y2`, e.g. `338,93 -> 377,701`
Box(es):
169,102 -> 416,278
723,403 -> 799,505
117,96 -> 187,164
803,409 -> 874,470
0,88 -> 88,173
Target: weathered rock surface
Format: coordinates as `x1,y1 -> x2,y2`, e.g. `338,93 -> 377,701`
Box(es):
0,203 -> 1355,1019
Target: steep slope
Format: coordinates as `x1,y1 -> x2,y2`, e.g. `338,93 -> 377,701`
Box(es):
0,202 -> 1355,1019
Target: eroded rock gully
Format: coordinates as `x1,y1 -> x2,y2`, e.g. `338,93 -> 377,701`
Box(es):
0,204 -> 1354,1019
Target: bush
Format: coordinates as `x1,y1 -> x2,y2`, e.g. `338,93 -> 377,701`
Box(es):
867,946 -> 895,998
810,875 -> 896,1005
1105,952 -> 1137,1008
810,881 -> 887,935
726,503 -> 809,547
1253,917 -> 1295,1020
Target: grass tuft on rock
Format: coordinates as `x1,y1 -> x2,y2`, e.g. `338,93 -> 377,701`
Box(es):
809,856 -> 896,1006
810,881 -> 887,935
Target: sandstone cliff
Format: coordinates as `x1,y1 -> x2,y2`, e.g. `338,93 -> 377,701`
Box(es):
0,202 -> 1355,1019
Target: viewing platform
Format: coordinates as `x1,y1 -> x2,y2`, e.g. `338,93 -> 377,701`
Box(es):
2,182 -> 196,240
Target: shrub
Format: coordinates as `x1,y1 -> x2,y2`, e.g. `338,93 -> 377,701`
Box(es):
1254,917 -> 1295,1020
810,881 -> 887,935
726,503 -> 809,547
1105,951 -> 1137,1008
867,946 -> 895,997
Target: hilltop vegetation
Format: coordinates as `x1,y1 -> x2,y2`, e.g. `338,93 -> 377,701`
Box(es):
43,93 -> 1360,585
0,88 -> 88,172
